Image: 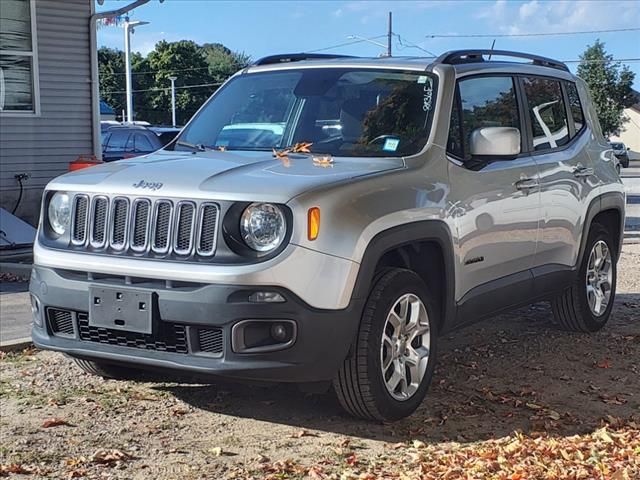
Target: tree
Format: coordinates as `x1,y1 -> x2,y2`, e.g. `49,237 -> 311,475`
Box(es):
577,40 -> 635,137
98,40 -> 250,125
98,47 -> 146,121
202,43 -> 250,83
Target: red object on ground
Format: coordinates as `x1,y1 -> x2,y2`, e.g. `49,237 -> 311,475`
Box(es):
69,155 -> 102,171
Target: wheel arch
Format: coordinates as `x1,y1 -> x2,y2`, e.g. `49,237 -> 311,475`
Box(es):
351,220 -> 457,332
578,192 -> 625,268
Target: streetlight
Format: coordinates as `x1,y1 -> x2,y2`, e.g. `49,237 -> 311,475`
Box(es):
168,76 -> 177,127
347,35 -> 389,57
124,19 -> 149,123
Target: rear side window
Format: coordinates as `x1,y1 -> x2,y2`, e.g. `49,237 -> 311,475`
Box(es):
565,82 -> 585,135
105,131 -> 129,152
522,77 -> 569,151
134,133 -> 154,152
447,76 -> 520,161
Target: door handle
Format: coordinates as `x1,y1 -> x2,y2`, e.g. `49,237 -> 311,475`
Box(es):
573,165 -> 594,177
515,178 -> 539,191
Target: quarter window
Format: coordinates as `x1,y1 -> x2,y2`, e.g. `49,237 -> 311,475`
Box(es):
447,76 -> 520,161
565,81 -> 585,136
522,77 -> 569,151
0,0 -> 38,114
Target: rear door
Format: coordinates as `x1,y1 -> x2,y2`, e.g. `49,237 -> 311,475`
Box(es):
521,76 -> 597,276
447,75 -> 541,312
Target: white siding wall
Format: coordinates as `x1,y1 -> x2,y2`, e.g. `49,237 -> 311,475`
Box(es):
609,107 -> 640,160
0,0 -> 93,224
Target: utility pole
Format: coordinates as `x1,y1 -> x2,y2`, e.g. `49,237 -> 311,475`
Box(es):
387,11 -> 392,57
124,19 -> 149,124
168,76 -> 177,127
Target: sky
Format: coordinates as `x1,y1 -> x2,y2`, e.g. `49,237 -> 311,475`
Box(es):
97,0 -> 640,88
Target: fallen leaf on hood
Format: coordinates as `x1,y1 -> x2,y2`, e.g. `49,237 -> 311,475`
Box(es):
312,154 -> 334,167
42,417 -> 71,428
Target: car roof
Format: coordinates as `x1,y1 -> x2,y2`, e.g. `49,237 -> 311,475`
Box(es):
245,50 -> 576,81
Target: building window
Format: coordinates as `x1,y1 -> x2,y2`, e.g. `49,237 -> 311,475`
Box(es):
0,0 -> 39,114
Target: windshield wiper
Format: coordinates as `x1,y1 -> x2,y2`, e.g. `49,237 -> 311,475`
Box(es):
175,140 -> 212,152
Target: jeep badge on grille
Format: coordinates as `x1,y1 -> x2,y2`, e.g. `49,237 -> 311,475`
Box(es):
132,180 -> 163,191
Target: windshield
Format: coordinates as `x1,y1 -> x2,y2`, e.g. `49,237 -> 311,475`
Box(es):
174,68 -> 437,157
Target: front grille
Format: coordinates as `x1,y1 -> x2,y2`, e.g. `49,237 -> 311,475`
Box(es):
174,202 -> 195,255
111,198 -> 129,249
91,197 -> 109,247
48,309 -> 75,336
197,328 -> 224,355
130,199 -> 150,251
76,312 -> 188,354
68,194 -> 219,259
71,195 -> 89,244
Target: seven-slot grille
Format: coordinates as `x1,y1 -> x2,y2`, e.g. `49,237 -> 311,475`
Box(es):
70,195 -> 219,258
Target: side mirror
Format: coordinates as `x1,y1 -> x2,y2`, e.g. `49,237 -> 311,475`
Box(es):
470,127 -> 521,157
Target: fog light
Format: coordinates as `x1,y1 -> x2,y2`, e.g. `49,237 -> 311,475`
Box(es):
270,323 -> 288,342
30,294 -> 43,327
248,291 -> 285,303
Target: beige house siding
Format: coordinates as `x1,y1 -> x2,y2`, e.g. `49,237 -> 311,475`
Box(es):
609,106 -> 640,160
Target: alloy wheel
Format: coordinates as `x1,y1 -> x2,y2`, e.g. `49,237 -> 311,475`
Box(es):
380,293 -> 431,401
586,240 -> 613,316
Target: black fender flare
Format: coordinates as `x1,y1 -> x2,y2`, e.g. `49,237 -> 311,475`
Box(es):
350,220 -> 457,330
577,191 -> 626,267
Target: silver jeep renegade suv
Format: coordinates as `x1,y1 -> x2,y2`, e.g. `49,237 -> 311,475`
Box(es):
31,50 -> 625,421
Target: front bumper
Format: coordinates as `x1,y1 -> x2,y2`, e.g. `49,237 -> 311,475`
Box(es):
30,266 -> 364,382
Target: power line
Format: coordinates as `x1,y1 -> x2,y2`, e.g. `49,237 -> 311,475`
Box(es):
393,33 -> 436,56
307,35 -> 387,53
103,81 -> 223,95
425,27 -> 640,38
564,58 -> 640,63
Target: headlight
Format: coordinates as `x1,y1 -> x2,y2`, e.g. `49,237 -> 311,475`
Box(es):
240,203 -> 286,252
48,192 -> 71,235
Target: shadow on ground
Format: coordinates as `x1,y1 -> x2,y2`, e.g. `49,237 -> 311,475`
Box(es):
163,294 -> 640,444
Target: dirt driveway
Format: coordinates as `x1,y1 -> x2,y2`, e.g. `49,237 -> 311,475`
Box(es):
1,245 -> 639,479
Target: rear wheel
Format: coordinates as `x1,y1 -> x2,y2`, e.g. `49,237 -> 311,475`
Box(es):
333,268 -> 438,421
551,223 -> 616,332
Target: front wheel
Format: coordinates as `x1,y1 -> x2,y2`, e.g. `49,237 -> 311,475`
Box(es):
333,269 -> 438,421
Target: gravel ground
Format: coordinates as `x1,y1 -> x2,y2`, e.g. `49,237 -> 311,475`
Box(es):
1,244 -> 638,479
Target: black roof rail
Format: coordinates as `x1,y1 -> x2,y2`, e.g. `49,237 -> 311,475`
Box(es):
252,53 -> 355,66
435,49 -> 569,72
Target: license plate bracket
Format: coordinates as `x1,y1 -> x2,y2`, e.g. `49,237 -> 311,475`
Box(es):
89,286 -> 155,334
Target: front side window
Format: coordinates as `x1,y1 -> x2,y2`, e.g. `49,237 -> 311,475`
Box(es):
522,77 -> 569,151
176,68 -> 437,157
565,81 -> 585,136
0,0 -> 37,113
447,76 -> 520,161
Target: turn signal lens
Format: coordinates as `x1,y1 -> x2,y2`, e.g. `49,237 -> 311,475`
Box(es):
308,207 -> 320,241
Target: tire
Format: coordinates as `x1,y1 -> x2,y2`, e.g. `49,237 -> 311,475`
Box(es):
71,357 -> 144,380
551,223 -> 617,332
333,268 -> 438,421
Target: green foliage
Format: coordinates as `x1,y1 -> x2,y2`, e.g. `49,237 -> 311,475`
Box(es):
577,40 -> 636,137
98,40 -> 250,125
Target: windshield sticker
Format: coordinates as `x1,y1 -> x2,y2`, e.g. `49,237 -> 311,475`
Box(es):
383,138 -> 400,152
423,81 -> 433,112
417,75 -> 428,84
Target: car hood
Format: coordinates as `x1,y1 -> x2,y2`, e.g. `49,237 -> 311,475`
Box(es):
47,149 -> 405,202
